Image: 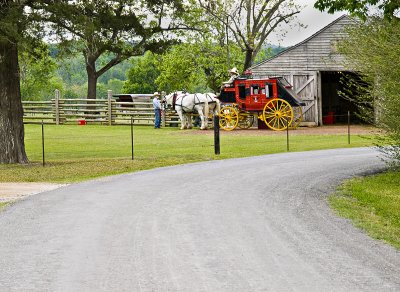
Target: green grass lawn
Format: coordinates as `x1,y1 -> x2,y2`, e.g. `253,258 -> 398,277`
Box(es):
0,202 -> 9,210
0,124 -> 378,183
330,170 -> 400,249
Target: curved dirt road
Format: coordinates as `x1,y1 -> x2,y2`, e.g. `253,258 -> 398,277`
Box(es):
1,148 -> 399,291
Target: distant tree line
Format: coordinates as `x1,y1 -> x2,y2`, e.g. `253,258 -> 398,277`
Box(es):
21,43 -> 286,100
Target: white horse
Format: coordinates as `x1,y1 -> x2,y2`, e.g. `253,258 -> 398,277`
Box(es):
164,91 -> 221,130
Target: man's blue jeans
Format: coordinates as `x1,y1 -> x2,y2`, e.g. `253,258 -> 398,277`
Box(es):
154,109 -> 161,128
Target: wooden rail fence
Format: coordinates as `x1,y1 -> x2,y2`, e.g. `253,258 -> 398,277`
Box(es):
23,90 -> 180,127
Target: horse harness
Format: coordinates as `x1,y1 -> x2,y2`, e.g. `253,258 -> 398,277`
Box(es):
204,93 -> 217,104
173,92 -> 216,113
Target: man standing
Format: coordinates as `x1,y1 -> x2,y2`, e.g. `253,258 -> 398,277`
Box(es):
153,92 -> 161,129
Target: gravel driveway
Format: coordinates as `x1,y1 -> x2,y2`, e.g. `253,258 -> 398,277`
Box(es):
0,148 -> 399,291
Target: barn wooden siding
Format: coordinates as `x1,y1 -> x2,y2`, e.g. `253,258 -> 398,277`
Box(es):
251,15 -> 355,125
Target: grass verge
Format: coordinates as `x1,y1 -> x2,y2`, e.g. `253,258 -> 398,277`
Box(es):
329,170 -> 400,249
0,202 -> 9,210
0,124 -> 379,183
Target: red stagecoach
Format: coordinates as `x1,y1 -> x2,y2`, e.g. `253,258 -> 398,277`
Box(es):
217,75 -> 305,131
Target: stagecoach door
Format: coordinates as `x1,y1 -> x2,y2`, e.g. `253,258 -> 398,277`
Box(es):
238,84 -> 246,100
265,83 -> 274,99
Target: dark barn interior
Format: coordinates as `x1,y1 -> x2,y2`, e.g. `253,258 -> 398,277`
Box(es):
321,71 -> 361,124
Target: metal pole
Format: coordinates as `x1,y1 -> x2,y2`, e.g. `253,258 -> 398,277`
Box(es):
348,111 -> 351,144
41,120 -> 45,167
214,115 -> 220,155
131,117 -> 134,160
286,118 -> 289,152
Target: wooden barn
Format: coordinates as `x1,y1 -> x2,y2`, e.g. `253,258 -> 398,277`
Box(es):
250,15 -> 357,125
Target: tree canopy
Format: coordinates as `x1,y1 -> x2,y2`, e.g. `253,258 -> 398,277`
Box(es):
199,0 -> 301,70
123,52 -> 161,94
155,41 -> 244,93
19,44 -> 62,101
122,41 -> 283,94
314,0 -> 400,20
29,0 -> 189,99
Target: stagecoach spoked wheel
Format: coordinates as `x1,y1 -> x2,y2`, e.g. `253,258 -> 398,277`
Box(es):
219,106 -> 239,131
262,98 -> 293,131
238,112 -> 254,129
290,106 -> 303,129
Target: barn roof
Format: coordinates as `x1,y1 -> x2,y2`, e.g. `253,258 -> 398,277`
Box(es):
251,15 -> 356,75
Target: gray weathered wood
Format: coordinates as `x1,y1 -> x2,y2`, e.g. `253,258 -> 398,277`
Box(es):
313,72 -> 318,125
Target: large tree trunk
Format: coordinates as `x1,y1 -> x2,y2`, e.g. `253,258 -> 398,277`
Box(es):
244,49 -> 254,71
0,40 -> 29,164
86,57 -> 98,100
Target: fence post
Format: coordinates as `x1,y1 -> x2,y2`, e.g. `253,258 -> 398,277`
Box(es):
107,90 -> 113,126
286,118 -> 290,152
55,89 -> 60,125
131,117 -> 134,160
41,120 -> 45,167
214,115 -> 220,155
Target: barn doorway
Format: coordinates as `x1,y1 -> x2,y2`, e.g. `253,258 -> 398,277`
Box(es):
320,71 -> 360,124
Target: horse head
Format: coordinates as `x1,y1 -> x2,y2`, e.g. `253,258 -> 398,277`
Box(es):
164,91 -> 187,109
163,93 -> 171,108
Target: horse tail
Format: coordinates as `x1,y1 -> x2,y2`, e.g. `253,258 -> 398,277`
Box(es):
215,97 -> 221,115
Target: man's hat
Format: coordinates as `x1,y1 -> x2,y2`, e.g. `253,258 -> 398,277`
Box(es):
153,92 -> 160,96
229,67 -> 239,75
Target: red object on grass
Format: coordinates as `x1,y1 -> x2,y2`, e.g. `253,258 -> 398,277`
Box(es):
323,112 -> 335,124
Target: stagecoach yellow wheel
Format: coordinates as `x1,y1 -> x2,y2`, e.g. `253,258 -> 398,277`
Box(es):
262,98 -> 293,131
290,106 -> 303,129
238,112 -> 254,129
219,106 -> 239,131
